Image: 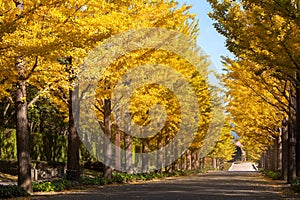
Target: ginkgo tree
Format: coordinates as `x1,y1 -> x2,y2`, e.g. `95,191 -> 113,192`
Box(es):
223,60 -> 285,160
208,0 -> 300,181
208,121 -> 235,163
0,0 -> 78,192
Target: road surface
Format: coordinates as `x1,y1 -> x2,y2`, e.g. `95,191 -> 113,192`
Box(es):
30,164 -> 297,200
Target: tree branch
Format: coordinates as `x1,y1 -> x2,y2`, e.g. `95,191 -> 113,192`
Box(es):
26,56 -> 38,80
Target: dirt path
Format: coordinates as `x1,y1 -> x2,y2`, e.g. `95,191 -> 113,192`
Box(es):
29,171 -> 299,200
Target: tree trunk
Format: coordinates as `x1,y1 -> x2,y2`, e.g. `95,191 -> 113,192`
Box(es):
270,145 -> 275,171
200,154 -> 205,169
212,157 -> 217,169
266,149 -> 270,170
183,151 -> 187,170
156,136 -> 163,173
172,140 -> 178,171
263,151 -> 268,170
104,98 -> 112,179
287,88 -> 297,183
164,137 -> 172,173
124,133 -> 132,173
67,85 -> 80,181
16,78 -> 32,193
186,150 -> 191,170
288,117 -> 296,183
295,72 -> 300,177
282,120 -> 288,181
142,138 -> 149,173
277,135 -> 282,172
179,154 -> 183,171
191,150 -> 197,170
115,129 -> 121,171
259,153 -> 264,169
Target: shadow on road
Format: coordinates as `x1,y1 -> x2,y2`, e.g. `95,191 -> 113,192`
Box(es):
30,171 -> 297,200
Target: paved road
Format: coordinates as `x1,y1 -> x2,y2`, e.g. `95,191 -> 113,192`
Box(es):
31,171 -> 294,200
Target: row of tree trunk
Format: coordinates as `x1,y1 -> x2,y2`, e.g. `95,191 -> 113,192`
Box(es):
260,80 -> 300,184
259,116 -> 298,183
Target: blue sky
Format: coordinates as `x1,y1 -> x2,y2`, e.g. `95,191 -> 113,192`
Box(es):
177,0 -> 232,73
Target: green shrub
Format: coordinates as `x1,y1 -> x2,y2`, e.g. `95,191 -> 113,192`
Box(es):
110,172 -> 167,183
112,173 -> 127,183
33,181 -> 55,192
81,176 -> 108,185
0,185 -> 29,198
291,177 -> 300,193
262,169 -> 282,180
81,176 -> 99,185
32,179 -> 72,192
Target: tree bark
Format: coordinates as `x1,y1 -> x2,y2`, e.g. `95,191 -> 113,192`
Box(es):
115,129 -> 121,171
212,157 -> 217,169
164,137 -> 172,173
275,135 -> 280,172
16,77 -> 32,193
278,130 -> 282,173
267,150 -> 270,170
270,145 -> 276,171
288,117 -> 296,183
142,138 -> 149,173
67,85 -> 80,181
200,157 -> 205,169
191,150 -> 197,170
282,120 -> 288,181
179,154 -> 183,171
186,150 -> 191,170
287,88 -> 297,183
124,133 -> 132,173
103,98 -> 112,179
156,136 -> 163,173
171,141 -> 178,172
295,72 -> 300,177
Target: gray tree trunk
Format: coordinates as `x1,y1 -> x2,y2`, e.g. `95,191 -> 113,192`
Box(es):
142,138 -> 149,173
104,98 -> 112,179
281,120 -> 289,181
124,133 -> 133,173
156,136 -> 163,173
212,157 -> 217,169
